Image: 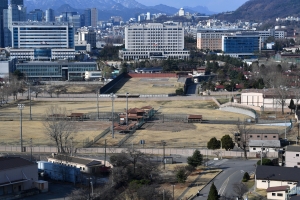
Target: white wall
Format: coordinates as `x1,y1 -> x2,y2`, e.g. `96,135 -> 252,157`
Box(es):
256,179 -> 297,189
285,151 -> 300,168
249,147 -> 278,153
267,191 -> 287,200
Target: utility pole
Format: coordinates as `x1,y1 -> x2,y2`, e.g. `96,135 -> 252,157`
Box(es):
126,92 -> 129,125
162,141 -> 166,170
29,86 -> 32,120
104,139 -> 107,167
285,116 -> 287,140
70,137 -> 73,157
17,104 -> 25,152
97,88 -> 99,119
261,143 -> 264,165
30,138 -> 32,161
220,140 -> 222,160
110,93 -> 115,138
298,123 -> 300,145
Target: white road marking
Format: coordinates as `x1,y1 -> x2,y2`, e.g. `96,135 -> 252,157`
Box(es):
218,171 -> 240,196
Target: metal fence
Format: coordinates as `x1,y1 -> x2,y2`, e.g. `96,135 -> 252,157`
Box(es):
0,145 -> 279,158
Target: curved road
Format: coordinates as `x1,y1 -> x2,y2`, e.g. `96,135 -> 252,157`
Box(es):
195,159 -> 257,200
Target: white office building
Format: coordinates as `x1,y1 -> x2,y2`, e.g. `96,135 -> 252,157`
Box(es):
9,21 -> 75,60
119,21 -> 190,60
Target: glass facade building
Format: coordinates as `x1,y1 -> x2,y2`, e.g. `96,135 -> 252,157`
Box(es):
45,9 -> 55,22
16,61 -> 97,80
12,21 -> 74,49
222,35 -> 260,54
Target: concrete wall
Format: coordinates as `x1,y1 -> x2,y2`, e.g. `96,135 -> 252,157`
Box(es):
285,151 -> 300,168
249,146 -> 277,153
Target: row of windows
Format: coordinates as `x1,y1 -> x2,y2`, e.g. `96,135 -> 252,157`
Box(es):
249,135 -> 277,138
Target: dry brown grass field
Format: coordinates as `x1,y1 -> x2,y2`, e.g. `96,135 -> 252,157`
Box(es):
109,78 -> 182,94
0,99 -> 285,148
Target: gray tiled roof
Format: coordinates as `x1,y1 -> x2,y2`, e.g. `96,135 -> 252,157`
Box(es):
249,140 -> 281,147
286,146 -> 300,152
0,157 -> 35,171
52,155 -> 101,166
248,129 -> 281,134
256,165 -> 300,182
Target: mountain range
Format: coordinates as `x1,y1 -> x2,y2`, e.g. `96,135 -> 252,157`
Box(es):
24,0 -> 215,20
216,0 -> 300,21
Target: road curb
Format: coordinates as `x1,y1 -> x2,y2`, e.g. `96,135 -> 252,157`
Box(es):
189,169 -> 223,200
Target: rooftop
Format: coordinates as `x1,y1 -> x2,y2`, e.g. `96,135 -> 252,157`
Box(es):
51,155 -> 102,167
266,185 -> 290,192
249,140 -> 281,147
0,157 -> 35,171
286,146 -> 300,152
256,165 -> 300,182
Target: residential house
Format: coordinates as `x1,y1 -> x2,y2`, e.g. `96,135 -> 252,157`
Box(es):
256,165 -> 299,190
0,157 -> 38,196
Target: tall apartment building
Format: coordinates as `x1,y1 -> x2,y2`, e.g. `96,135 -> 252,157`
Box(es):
197,30 -> 234,50
90,8 -> 98,27
3,3 -> 26,47
119,21 -> 190,60
0,0 -> 8,48
84,8 -> 91,26
10,21 -> 75,60
222,33 -> 261,58
27,9 -> 44,21
10,0 -> 23,5
258,29 -> 285,42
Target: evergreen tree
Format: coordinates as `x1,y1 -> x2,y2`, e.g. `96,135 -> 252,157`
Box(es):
288,99 -> 296,113
207,137 -> 221,150
187,150 -> 203,167
207,182 -> 219,200
221,135 -> 235,150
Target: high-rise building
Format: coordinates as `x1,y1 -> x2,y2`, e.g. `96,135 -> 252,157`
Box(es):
45,9 -> 55,22
119,21 -> 190,60
27,9 -> 43,21
197,30 -> 234,50
10,0 -> 23,5
84,9 -> 91,26
10,21 -> 75,60
178,8 -> 185,16
0,0 -> 8,48
3,4 -> 26,47
61,11 -> 77,22
90,8 -> 97,27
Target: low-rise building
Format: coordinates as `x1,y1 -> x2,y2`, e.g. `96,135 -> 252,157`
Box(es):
285,146 -> 300,168
0,157 -> 38,196
249,140 -> 281,153
266,185 -> 290,200
256,165 -> 299,190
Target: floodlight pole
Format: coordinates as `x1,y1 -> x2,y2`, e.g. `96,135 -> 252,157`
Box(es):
97,88 -> 99,119
29,86 -> 32,120
18,104 -> 25,152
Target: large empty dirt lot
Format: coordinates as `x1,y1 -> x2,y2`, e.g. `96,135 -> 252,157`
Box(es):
108,78 -> 183,94
0,99 -> 286,148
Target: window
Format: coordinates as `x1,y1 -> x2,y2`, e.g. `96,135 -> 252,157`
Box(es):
250,135 -> 253,138
253,148 -> 256,150
257,135 -> 260,138
264,136 -> 267,138
296,154 -> 299,157
288,182 -> 293,184
277,193 -> 283,197
272,193 -> 276,196
262,181 -> 266,182
298,162 -> 300,165
273,136 -> 276,138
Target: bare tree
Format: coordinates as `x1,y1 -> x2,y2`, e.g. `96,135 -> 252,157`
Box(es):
264,71 -> 290,114
45,85 -> 55,98
43,105 -> 76,153
232,120 -> 252,159
53,85 -> 67,98
31,86 -> 43,98
8,75 -> 21,100
233,182 -> 248,198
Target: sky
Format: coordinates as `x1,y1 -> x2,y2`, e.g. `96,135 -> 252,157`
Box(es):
136,0 -> 249,13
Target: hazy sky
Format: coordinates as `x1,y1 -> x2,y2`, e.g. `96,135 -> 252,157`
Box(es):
136,0 -> 249,12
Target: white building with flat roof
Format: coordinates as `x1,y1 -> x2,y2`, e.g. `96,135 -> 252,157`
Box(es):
119,21 -> 189,60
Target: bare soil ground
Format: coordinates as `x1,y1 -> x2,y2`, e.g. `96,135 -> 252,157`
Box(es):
109,78 -> 182,94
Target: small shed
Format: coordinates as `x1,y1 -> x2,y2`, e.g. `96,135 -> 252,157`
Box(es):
34,180 -> 48,193
188,115 -> 202,123
164,157 -> 173,164
266,185 -> 290,200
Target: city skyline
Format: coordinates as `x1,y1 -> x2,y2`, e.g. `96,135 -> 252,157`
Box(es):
136,0 -> 248,13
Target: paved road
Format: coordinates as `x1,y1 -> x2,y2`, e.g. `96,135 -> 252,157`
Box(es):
195,159 -> 257,200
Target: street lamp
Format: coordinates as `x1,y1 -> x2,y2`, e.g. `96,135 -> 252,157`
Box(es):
17,104 -> 25,152
172,185 -> 175,200
97,88 -> 100,119
260,143 -> 264,165
126,92 -> 129,125
162,141 -> 166,170
110,93 -> 115,138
